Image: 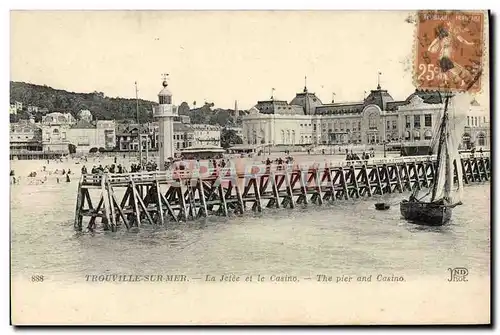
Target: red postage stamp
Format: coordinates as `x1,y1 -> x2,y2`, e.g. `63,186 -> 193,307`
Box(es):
414,10 -> 485,93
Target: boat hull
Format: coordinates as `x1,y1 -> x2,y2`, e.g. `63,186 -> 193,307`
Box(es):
400,200 -> 452,226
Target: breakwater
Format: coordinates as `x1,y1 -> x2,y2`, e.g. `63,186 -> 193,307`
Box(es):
74,154 -> 490,232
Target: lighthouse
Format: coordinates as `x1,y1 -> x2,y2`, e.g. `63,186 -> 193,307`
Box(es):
154,77 -> 177,170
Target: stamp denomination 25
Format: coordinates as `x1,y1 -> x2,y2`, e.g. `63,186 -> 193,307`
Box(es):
414,10 -> 485,93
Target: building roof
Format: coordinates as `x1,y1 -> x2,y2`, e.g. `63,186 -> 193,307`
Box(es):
158,80 -> 172,97
406,89 -> 443,104
174,123 -> 192,132
255,100 -> 304,115
115,123 -> 149,135
71,119 -> 95,129
10,121 -> 41,133
289,89 -> 323,114
364,87 -> 395,110
315,101 -> 366,115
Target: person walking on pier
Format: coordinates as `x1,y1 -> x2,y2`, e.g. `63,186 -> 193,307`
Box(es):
81,166 -> 88,175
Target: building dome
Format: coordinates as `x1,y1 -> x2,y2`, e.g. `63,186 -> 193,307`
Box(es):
364,88 -> 395,110
158,80 -> 172,97
158,80 -> 172,105
290,91 -> 323,115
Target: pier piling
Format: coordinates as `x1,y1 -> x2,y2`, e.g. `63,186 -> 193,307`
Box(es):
74,154 -> 491,232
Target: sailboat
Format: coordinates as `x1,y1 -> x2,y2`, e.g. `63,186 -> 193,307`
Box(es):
400,93 -> 464,226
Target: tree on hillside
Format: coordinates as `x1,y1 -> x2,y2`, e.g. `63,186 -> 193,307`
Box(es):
178,101 -> 190,115
9,81 -> 157,123
220,128 -> 243,149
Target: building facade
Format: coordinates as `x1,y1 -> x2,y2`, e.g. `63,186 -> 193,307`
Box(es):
67,120 -> 116,153
242,84 -> 490,149
191,124 -> 221,147
9,118 -> 43,153
40,112 -> 73,153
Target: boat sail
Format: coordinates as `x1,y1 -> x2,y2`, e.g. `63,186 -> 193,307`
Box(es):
400,93 -> 464,226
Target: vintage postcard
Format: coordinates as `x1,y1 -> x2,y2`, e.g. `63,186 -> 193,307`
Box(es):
10,10 -> 490,325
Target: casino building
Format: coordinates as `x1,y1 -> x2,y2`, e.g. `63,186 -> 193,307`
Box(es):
242,82 -> 489,149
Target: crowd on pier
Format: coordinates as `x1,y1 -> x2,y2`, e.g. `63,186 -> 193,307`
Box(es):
78,157 -> 235,176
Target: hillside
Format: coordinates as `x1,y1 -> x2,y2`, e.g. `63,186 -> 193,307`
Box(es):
10,81 -> 156,123
9,81 -> 246,126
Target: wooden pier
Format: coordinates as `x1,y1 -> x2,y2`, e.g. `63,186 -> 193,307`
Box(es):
74,154 -> 491,232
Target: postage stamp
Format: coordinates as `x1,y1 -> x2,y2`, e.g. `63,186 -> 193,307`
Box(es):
414,10 -> 485,93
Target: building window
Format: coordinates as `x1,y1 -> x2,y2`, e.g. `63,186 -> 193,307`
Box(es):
475,117 -> 478,126
414,130 -> 421,140
424,130 -> 432,140
386,120 -> 390,129
340,122 -> 344,131
424,114 -> 432,127
392,120 -> 397,130
478,133 -> 485,146
159,96 -> 172,104
405,116 -> 411,128
414,115 -> 421,128
368,115 -> 377,129
313,124 -> 316,131
467,116 -> 470,126
358,122 -> 361,131
483,116 -> 486,123
405,131 -> 410,141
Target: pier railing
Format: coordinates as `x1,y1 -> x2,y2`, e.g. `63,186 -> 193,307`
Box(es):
74,153 -> 490,232
81,152 -> 490,186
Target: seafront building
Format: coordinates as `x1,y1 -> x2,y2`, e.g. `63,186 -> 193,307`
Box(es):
68,119 -> 116,153
190,124 -> 222,147
9,80 -> 489,160
9,118 -> 43,156
241,83 -> 490,149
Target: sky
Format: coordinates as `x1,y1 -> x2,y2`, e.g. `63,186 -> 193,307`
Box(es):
10,10 -> 489,110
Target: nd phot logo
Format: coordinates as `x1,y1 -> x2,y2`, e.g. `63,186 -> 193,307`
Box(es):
448,267 -> 469,282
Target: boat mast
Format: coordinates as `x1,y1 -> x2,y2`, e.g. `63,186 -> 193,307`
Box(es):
430,93 -> 450,202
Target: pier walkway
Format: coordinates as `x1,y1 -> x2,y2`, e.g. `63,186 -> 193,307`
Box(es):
74,153 -> 491,232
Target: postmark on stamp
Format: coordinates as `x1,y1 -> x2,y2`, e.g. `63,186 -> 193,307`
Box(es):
414,10 -> 485,93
